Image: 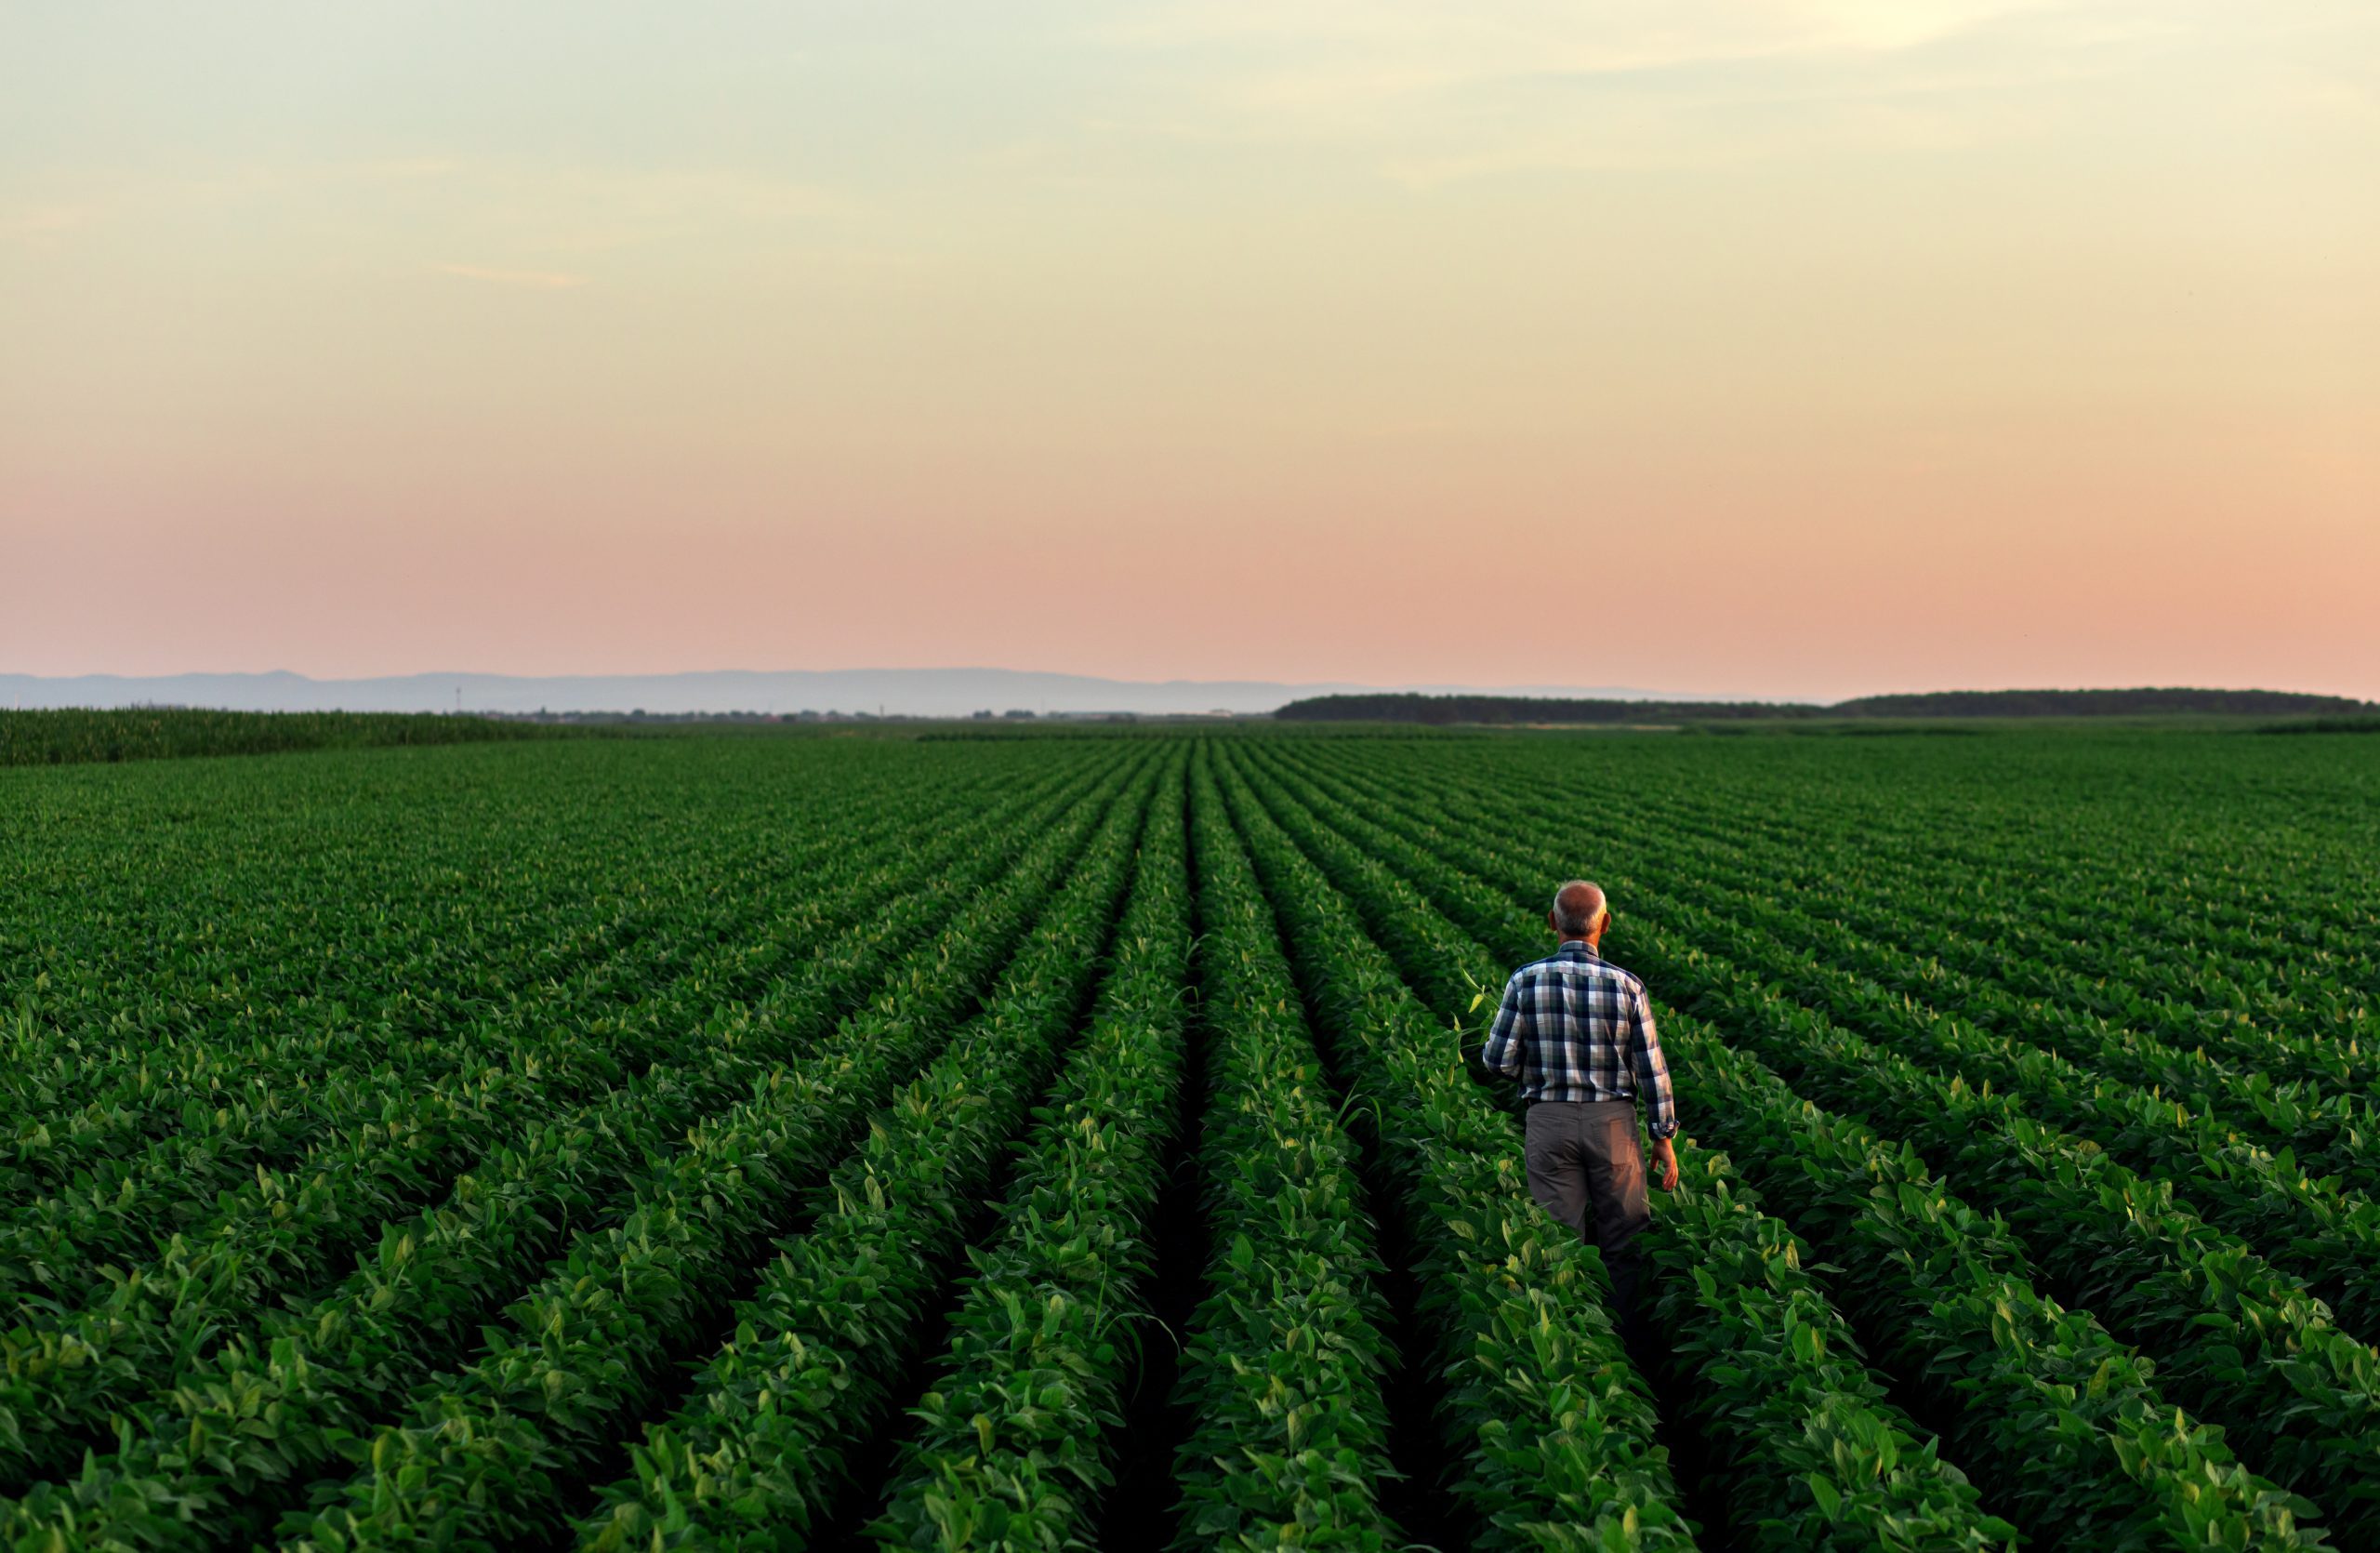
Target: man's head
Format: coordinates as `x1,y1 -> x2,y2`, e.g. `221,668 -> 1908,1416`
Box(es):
1550,880 -> 1608,945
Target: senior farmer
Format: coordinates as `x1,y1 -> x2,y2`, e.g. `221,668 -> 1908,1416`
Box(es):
1469,880 -> 1678,1339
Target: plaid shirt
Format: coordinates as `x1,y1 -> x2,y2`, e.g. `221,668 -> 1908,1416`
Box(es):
1478,940 -> 1677,1135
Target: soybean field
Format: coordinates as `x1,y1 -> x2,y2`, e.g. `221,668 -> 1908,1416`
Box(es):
4,728 -> 2377,1553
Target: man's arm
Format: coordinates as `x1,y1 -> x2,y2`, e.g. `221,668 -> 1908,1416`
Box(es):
1629,978 -> 1681,1189
1466,975 -> 1527,1087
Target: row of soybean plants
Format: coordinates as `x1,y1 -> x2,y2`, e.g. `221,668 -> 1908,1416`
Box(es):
575,739 -> 1453,1553
1425,737 -> 2379,1085
5,739 -> 1091,1185
0,744 -> 1108,1489
1279,744 -> 2380,1501
1256,738 -> 2332,1553
1588,807 -> 2380,1194
1264,742 -> 2371,1549
1247,748 -> 2342,1543
1329,744 -> 2380,1389
0,745 -> 1033,1342
283,750 -> 1160,1551
3,740 -> 688,1100
1564,729 -> 2379,970
1252,748 -> 2338,1548
1628,772 -> 2380,1088
1162,744 -> 1682,1550
1216,746 -> 2021,1551
1625,732 -> 2376,970
1385,733 -> 2369,1037
1345,743 -> 2380,1321
1473,739 -> 2380,1101
1625,887 -> 2380,1331
1294,737 -> 2380,1296
582,750 -> 1200,1553
1,742 -> 790,1212
36,744 -> 1090,1188
862,751 -> 1196,1551
1,741 -> 1078,1490
1158,747 -> 1403,1547
0,748 -> 1149,1548
0,737 -> 936,1082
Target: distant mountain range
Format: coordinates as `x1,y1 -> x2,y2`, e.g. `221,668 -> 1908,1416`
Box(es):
0,670 -> 1710,719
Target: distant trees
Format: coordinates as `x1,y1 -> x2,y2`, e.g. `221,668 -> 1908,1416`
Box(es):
1274,688 -> 2379,725
1273,694 -> 1822,724
1829,688 -> 2377,718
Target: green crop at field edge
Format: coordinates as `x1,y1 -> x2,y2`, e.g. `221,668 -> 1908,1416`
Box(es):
0,708 -> 579,767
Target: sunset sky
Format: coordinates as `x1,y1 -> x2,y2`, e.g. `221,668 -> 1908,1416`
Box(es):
6,1 -> 2375,700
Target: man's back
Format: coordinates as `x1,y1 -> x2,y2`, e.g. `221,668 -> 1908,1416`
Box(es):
1469,882 -> 1681,1345
1479,939 -> 1676,1133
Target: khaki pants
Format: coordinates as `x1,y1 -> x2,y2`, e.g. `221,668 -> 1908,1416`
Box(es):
1524,1098 -> 1651,1334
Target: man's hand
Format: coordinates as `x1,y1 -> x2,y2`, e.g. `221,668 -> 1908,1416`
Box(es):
1650,1135 -> 1679,1192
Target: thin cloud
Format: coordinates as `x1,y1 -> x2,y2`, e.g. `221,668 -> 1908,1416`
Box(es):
377,157 -> 459,179
1097,0 -> 2073,67
3,206 -> 92,239
433,261 -> 588,289
1085,0 -> 2102,144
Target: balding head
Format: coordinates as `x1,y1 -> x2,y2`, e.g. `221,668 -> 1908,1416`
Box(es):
1551,881 -> 1607,939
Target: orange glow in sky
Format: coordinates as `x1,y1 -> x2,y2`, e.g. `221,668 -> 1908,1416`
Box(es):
5,1 -> 2376,699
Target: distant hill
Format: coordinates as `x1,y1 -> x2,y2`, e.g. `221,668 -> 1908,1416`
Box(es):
1276,687 -> 2377,724
0,670 -> 1689,719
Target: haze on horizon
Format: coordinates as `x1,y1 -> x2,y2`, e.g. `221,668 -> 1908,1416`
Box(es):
5,1 -> 2375,704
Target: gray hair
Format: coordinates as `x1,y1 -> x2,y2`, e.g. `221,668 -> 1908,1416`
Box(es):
1552,880 -> 1606,936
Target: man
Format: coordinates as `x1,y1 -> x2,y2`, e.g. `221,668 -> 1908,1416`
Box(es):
1469,880 -> 1679,1339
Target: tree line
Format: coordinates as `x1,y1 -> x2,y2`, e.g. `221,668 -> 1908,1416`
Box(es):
1273,687 -> 2379,724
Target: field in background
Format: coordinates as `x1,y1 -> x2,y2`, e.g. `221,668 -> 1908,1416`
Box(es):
0,707 -> 578,767
3,728 -> 2376,1551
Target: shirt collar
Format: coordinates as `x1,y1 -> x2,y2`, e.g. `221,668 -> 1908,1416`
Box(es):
1555,939 -> 1602,961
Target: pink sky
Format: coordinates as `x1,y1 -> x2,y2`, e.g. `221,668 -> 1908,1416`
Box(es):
6,1 -> 2376,701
